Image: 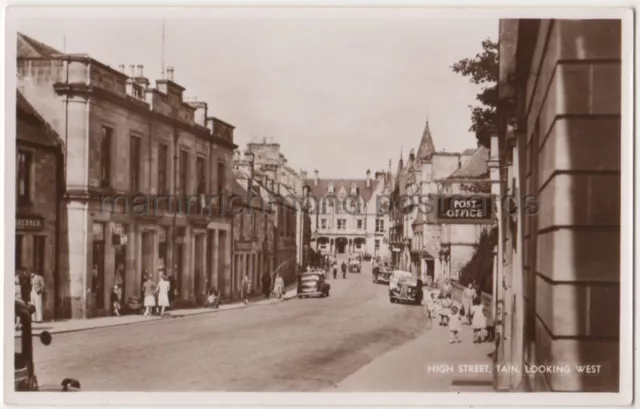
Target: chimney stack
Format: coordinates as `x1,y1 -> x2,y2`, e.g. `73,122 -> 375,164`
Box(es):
135,64 -> 144,78
166,66 -> 175,81
314,170 -> 319,186
118,64 -> 125,73
366,169 -> 371,188
409,148 -> 415,161
301,170 -> 308,180
128,64 -> 135,77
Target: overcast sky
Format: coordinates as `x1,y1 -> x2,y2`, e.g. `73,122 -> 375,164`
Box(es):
12,7 -> 497,179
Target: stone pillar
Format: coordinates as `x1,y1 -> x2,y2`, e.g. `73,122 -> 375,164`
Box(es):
151,230 -> 159,281
212,228 -> 220,290
135,228 -> 143,287
67,202 -> 90,319
104,223 -> 116,311
223,229 -> 231,296
202,232 -> 208,288
125,224 -> 137,302
187,229 -> 195,301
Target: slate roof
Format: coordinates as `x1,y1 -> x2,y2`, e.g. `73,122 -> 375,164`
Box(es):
462,148 -> 477,155
16,91 -> 60,148
416,121 -> 436,162
304,178 -> 382,202
447,146 -> 490,179
17,33 -> 64,58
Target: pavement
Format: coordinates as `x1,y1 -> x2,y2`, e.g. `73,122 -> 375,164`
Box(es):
28,285 -> 299,336
26,263 -> 494,392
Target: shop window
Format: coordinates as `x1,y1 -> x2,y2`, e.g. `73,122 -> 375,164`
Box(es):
16,150 -> 32,205
100,126 -> 113,187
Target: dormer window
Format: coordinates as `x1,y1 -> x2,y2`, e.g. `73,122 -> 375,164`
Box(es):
350,183 -> 358,196
328,183 -> 335,194
132,85 -> 144,100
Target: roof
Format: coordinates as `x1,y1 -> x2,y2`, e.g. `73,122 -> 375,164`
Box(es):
16,91 -> 60,148
304,178 -> 383,202
462,148 -> 477,155
17,32 -> 64,58
447,146 -> 490,179
416,121 -> 436,162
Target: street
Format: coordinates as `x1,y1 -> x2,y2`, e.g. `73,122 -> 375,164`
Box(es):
34,262 -> 427,391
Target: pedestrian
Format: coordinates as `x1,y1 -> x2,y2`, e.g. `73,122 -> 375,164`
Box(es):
30,272 -> 44,323
485,307 -> 495,342
424,292 -> 437,320
155,274 -> 171,316
471,298 -> 487,343
341,262 -> 347,279
262,272 -> 272,299
240,274 -> 251,305
273,272 -> 284,299
461,283 -> 475,324
441,278 -> 453,298
448,305 -> 462,344
111,284 -> 122,316
18,268 -> 31,305
439,293 -> 452,327
332,263 -> 338,280
142,274 -> 156,317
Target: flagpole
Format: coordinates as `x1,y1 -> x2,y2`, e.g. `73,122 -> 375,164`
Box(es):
161,18 -> 166,78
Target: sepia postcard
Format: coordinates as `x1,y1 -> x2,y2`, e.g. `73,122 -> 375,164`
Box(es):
3,4 -> 634,407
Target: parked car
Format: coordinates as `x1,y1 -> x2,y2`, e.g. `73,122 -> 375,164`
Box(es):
388,270 -> 413,293
389,276 -> 423,305
14,299 -> 81,392
349,259 -> 361,273
373,266 -> 392,284
297,271 -> 331,298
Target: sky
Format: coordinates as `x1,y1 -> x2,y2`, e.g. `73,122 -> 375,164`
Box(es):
12,7 -> 498,179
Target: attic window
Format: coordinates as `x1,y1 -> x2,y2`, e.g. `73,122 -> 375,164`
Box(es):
328,183 -> 335,194
132,85 -> 144,100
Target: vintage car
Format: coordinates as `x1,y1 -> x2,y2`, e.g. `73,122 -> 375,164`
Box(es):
389,275 -> 424,305
373,265 -> 392,284
14,299 -> 81,392
297,271 -> 331,298
348,259 -> 361,273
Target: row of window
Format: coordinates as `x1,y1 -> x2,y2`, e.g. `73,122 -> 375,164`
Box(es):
318,218 -> 385,232
99,125 -> 226,195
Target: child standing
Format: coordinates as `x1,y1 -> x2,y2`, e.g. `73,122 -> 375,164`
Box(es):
440,294 -> 453,326
470,298 -> 487,343
448,306 -> 462,344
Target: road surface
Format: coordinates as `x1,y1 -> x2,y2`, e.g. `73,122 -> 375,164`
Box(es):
34,261 -> 427,391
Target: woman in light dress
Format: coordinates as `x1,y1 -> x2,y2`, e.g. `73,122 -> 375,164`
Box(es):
470,297 -> 487,343
155,274 -> 171,316
142,274 -> 156,317
461,283 -> 476,324
273,273 -> 284,299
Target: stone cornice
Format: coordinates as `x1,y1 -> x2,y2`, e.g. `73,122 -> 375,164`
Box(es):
52,83 -> 237,150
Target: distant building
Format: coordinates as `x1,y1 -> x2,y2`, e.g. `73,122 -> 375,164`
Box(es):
305,168 -> 392,260
15,91 -> 64,320
17,33 -> 237,318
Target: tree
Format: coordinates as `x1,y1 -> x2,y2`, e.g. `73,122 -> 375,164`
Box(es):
459,226 -> 497,294
451,38 -> 498,148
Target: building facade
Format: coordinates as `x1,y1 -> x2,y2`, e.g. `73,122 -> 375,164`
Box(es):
495,19 -> 621,392
17,33 -> 236,318
15,91 -> 64,320
305,169 -> 391,260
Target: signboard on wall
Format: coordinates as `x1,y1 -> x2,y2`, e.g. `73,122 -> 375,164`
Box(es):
16,216 -> 44,231
436,195 -> 494,224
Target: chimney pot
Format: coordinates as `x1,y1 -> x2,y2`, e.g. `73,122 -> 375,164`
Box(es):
136,64 -> 144,78
166,66 -> 175,81
118,64 -> 125,73
314,169 -> 319,186
128,64 -> 135,77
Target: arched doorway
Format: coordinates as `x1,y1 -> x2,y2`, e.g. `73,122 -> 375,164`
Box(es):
336,237 -> 348,254
354,237 -> 366,253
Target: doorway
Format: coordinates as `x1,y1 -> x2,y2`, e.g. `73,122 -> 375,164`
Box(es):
336,238 -> 347,254
91,240 -> 105,311
194,234 -> 204,302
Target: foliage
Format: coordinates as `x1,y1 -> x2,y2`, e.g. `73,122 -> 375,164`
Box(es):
459,226 -> 498,294
458,172 -> 492,194
451,38 -> 498,148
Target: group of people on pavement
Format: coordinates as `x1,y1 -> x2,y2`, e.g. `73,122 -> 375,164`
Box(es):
236,271 -> 286,306
14,268 -> 45,326
331,261 -> 348,279
140,272 -> 172,317
423,279 -> 494,344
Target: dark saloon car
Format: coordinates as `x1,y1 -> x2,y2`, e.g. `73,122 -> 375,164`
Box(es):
389,277 -> 423,305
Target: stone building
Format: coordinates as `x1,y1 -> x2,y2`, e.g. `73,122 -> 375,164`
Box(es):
389,120 -> 479,285
495,19 -> 621,392
305,169 -> 392,259
15,91 -> 64,320
242,140 -> 302,284
17,33 -> 236,318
